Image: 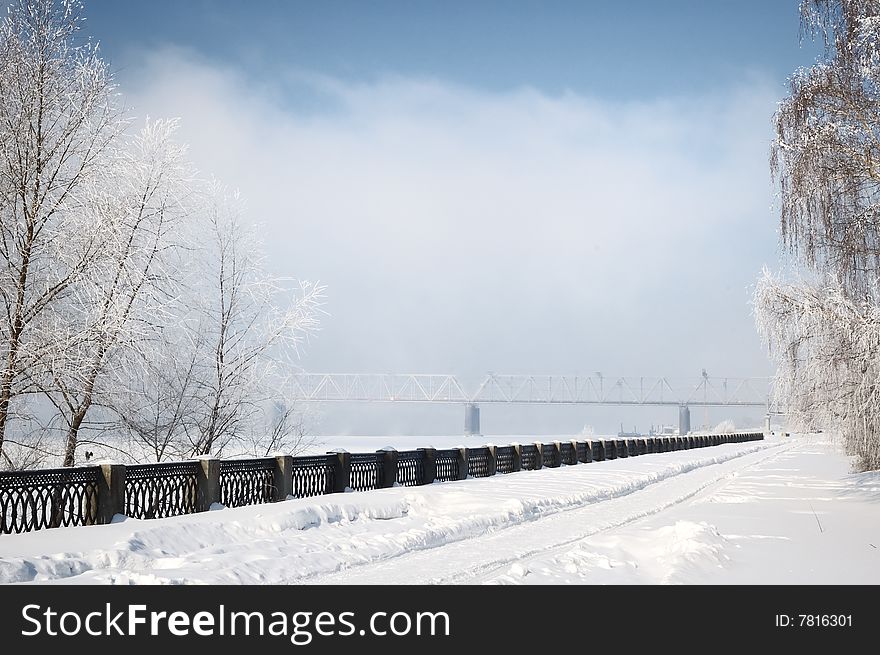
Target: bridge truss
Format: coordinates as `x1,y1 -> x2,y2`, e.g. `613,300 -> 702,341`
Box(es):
290,373 -> 773,408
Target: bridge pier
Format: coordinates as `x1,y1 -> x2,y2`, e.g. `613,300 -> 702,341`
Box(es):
464,403 -> 481,436
678,404 -> 690,436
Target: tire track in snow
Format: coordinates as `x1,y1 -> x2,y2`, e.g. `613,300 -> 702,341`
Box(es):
461,442 -> 795,585
305,441 -> 793,584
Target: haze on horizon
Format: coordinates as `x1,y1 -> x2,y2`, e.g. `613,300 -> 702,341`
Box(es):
69,1 -> 818,435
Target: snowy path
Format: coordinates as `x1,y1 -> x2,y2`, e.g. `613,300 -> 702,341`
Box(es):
483,437 -> 880,585
2,435 -> 877,584
306,441 -> 791,584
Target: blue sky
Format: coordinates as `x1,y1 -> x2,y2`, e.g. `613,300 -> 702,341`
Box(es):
86,0 -> 818,98
69,1 -> 819,435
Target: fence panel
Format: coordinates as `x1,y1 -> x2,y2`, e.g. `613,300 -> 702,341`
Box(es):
467,447 -> 492,478
396,450 -> 425,487
435,449 -> 461,481
350,453 -> 384,491
542,443 -> 560,468
521,444 -> 540,470
291,455 -> 335,498
495,446 -> 516,474
125,462 -> 200,520
0,467 -> 101,534
560,442 -> 577,466
220,458 -> 275,508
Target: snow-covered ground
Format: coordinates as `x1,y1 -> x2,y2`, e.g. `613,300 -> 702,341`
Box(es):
1,433 -> 877,584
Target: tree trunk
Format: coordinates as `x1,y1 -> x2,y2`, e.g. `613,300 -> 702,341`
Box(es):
63,371 -> 97,467
0,241 -> 33,464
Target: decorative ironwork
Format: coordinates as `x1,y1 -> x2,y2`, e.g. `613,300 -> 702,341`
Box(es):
350,453 -> 384,491
604,440 -> 618,459
435,449 -> 461,481
495,446 -> 516,473
220,458 -> 275,508
542,443 -> 560,468
125,462 -> 199,520
521,444 -> 539,470
467,447 -> 491,478
560,442 -> 577,466
0,467 -> 100,534
396,450 -> 425,487
1,431 -> 764,534
291,455 -> 335,497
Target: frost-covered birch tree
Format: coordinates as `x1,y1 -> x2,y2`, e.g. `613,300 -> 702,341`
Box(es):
45,120 -> 192,466
0,0 -> 324,469
181,186 -> 323,458
112,185 -> 324,462
756,0 -> 880,470
0,0 -> 123,466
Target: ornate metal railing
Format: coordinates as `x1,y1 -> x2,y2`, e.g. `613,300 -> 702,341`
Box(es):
125,461 -> 200,520
604,440 -> 618,459
560,442 -> 577,466
220,458 -> 275,508
435,449 -> 460,482
0,466 -> 100,534
396,450 -> 425,487
542,443 -> 560,468
0,431 -> 765,534
350,452 -> 384,491
291,455 -> 335,498
467,447 -> 491,478
521,444 -> 540,470
495,446 -> 516,474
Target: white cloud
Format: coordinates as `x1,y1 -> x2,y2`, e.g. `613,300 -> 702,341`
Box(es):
120,47 -> 780,393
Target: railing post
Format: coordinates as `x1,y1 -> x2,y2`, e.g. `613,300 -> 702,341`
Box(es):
329,450 -> 351,493
457,448 -> 469,480
511,444 -> 522,472
96,463 -> 126,525
572,439 -> 585,463
534,442 -> 544,469
273,455 -> 294,502
378,448 -> 398,488
196,457 -> 221,512
419,447 -> 437,484
485,445 -> 497,476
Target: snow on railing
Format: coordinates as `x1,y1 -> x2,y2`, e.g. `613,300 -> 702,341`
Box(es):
0,432 -> 766,535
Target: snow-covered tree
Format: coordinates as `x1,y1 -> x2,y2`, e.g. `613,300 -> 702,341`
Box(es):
757,0 -> 880,470
180,185 -> 323,458
0,1 -> 324,469
0,0 -> 124,466
45,119 -> 193,466
772,0 -> 880,294
113,185 -> 324,462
